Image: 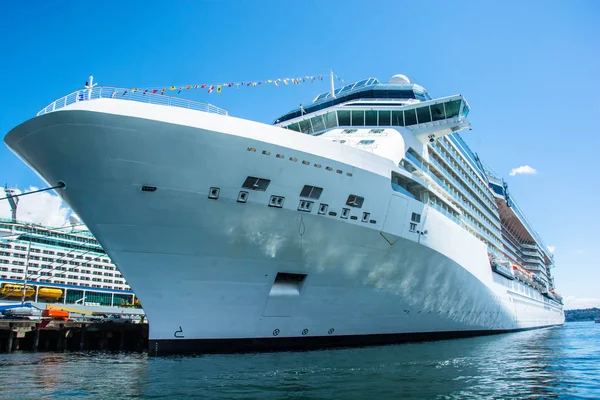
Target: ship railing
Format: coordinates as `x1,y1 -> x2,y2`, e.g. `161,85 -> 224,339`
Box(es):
36,86 -> 229,117
428,201 -> 462,226
427,151 -> 501,231
405,153 -> 500,237
430,142 -> 499,219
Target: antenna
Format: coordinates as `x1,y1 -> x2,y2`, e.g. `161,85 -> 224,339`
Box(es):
330,69 -> 336,98
4,185 -> 19,221
84,74 -> 97,100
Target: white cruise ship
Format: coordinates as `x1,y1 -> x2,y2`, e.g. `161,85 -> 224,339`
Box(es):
4,74 -> 564,354
0,195 -> 140,311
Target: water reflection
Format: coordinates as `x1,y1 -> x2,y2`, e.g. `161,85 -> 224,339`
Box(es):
0,323 -> 598,399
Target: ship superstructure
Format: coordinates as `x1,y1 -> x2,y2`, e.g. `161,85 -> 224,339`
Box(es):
0,216 -> 138,308
4,73 -> 563,354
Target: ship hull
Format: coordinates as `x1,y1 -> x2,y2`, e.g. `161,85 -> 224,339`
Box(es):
4,100 -> 564,354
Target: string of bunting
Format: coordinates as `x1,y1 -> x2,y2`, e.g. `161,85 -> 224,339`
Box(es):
111,73 -> 345,97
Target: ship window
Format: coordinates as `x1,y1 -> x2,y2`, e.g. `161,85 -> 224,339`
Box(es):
404,109 -> 417,125
416,106 -> 431,124
300,185 -> 323,199
409,223 -> 417,232
445,100 -> 461,118
337,110 -> 351,126
392,111 -> 404,126
431,104 -> 445,121
287,123 -> 300,132
378,111 -> 391,126
411,212 -> 421,223
141,185 -> 157,192
299,119 -> 312,134
346,195 -> 364,208
242,176 -> 271,191
370,128 -> 384,133
311,115 -> 326,132
342,129 -> 357,134
351,110 -> 364,126
359,140 -> 375,145
365,110 -> 377,126
323,111 -> 337,129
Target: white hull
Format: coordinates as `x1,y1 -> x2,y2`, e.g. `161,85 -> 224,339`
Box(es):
5,100 -> 564,353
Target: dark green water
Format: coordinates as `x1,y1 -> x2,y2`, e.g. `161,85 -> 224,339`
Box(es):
0,322 -> 598,399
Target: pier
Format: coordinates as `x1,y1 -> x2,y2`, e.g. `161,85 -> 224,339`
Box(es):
0,319 -> 148,352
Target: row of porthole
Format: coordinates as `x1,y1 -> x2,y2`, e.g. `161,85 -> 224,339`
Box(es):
272,328 -> 335,337
209,188 -> 377,224
248,147 -> 353,177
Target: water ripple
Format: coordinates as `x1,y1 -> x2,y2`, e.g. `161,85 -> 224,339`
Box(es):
0,322 -> 599,399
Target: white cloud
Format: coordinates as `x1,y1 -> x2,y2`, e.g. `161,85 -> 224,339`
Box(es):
509,165 -> 537,176
548,245 -> 556,253
564,296 -> 600,310
0,186 -> 71,227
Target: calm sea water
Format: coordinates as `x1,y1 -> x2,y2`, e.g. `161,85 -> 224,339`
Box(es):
0,322 -> 598,399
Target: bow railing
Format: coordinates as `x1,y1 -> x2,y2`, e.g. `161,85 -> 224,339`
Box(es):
37,86 -> 229,117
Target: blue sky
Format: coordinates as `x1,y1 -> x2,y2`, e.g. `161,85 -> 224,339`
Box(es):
1,1 -> 598,307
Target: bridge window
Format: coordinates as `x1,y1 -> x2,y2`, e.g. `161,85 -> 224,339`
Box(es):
351,110 -> 364,126
323,111 -> 337,129
287,123 -> 300,132
299,119 -> 312,134
416,106 -> 431,124
310,115 -> 325,132
404,109 -> 417,125
378,111 -> 391,126
392,111 -> 404,126
337,110 -> 351,126
365,110 -> 377,126
445,100 -> 461,118
431,104 -> 445,121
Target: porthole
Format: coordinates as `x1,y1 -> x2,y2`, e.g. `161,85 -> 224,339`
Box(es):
141,186 -> 157,192
290,157 -> 298,162
262,150 -> 271,156
326,167 -> 333,171
318,204 -> 328,215
247,147 -> 256,152
208,187 -> 220,200
336,169 -> 342,174
276,154 -> 284,159
314,164 -> 321,168
302,160 -> 310,165
346,172 -> 353,177
237,191 -> 248,203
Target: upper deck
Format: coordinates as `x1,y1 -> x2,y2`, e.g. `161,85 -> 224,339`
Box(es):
37,86 -> 229,117
273,76 -> 432,124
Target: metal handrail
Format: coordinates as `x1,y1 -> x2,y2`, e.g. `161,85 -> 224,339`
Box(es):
36,86 -> 229,117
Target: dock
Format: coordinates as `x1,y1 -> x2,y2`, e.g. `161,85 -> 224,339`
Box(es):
0,319 -> 148,352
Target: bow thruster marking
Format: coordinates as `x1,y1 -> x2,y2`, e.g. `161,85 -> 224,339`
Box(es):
174,326 -> 185,338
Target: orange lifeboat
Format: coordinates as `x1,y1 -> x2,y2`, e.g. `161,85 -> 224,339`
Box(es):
42,309 -> 69,320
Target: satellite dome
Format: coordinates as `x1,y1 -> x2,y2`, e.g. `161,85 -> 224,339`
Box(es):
390,74 -> 410,84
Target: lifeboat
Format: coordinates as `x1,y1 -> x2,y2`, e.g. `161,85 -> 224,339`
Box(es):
549,289 -> 563,302
0,283 -> 35,298
42,308 -> 69,320
512,264 -> 534,285
38,287 -> 63,300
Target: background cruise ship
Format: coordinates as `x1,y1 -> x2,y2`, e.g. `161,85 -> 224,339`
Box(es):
4,73 -> 564,354
0,188 -> 141,312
